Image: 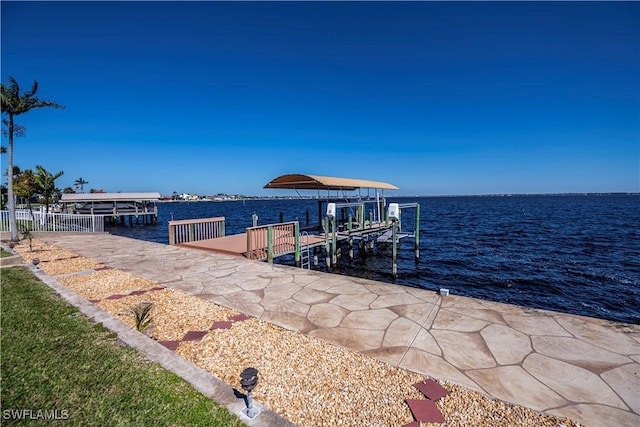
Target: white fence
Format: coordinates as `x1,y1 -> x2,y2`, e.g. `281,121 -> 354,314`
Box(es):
0,210 -> 105,233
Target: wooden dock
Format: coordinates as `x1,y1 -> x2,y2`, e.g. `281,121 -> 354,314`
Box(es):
170,174 -> 422,273
169,217 -> 402,263
179,231 -> 327,258
168,199 -> 420,272
179,233 -> 248,256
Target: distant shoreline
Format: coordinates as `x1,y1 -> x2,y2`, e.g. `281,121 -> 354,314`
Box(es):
158,192 -> 639,202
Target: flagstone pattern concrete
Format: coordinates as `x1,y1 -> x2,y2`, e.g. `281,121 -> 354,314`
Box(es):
38,233 -> 640,427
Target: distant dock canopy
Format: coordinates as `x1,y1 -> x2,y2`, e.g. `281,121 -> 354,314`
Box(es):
60,192 -> 160,225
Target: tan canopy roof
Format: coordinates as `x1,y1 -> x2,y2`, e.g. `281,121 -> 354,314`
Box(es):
264,174 -> 399,191
60,192 -> 161,203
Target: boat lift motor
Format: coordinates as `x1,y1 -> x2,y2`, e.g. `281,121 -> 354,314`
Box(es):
326,203 -> 336,218
388,203 -> 400,221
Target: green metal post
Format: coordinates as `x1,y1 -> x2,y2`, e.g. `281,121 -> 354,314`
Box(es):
332,216 -> 337,265
189,224 -> 195,242
415,203 -> 420,260
294,221 -> 300,266
267,226 -> 274,264
221,219 -> 225,237
325,217 -> 331,267
347,214 -> 353,260
392,221 -> 398,277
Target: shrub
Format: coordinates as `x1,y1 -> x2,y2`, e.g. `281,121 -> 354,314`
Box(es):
131,301 -> 154,333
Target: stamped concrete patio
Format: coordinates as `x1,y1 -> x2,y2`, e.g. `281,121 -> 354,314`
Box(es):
38,233 -> 640,426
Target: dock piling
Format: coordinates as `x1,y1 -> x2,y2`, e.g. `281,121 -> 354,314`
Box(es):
331,216 -> 337,266
294,222 -> 301,267
324,218 -> 331,268
392,221 -> 398,278
415,203 -> 420,260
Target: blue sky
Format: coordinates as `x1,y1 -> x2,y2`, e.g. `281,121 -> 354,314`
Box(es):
1,1 -> 638,196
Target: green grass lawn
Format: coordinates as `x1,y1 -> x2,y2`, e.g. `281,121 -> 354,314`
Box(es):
0,267 -> 245,426
1,248 -> 12,258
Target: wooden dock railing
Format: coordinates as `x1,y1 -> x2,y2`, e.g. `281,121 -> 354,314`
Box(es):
168,217 -> 225,245
246,221 -> 300,263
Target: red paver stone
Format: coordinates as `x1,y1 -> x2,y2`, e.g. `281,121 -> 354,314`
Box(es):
406,399 -> 446,423
89,299 -> 101,303
149,286 -> 165,291
128,290 -> 147,296
182,330 -> 208,341
105,294 -> 126,300
414,379 -> 451,401
158,340 -> 180,351
210,321 -> 233,330
229,313 -> 250,322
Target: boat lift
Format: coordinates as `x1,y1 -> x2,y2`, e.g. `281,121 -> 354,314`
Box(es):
324,201 -> 420,276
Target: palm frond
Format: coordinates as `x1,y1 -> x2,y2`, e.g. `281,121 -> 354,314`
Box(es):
1,76 -> 65,115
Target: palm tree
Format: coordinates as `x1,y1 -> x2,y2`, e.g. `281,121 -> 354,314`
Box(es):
74,177 -> 88,193
34,165 -> 64,213
1,76 -> 64,241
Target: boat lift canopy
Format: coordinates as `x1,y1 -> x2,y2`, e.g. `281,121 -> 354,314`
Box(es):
264,174 -> 399,191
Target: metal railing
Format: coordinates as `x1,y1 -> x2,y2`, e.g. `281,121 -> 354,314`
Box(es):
0,210 -> 104,233
246,221 -> 300,263
168,217 -> 225,245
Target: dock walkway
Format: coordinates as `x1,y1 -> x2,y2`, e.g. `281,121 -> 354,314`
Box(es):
178,232 -> 328,258
35,234 -> 640,426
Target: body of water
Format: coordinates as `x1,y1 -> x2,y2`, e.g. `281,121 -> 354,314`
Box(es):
108,194 -> 640,324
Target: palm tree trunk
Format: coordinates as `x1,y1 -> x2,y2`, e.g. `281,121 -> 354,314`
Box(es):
7,114 -> 18,241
